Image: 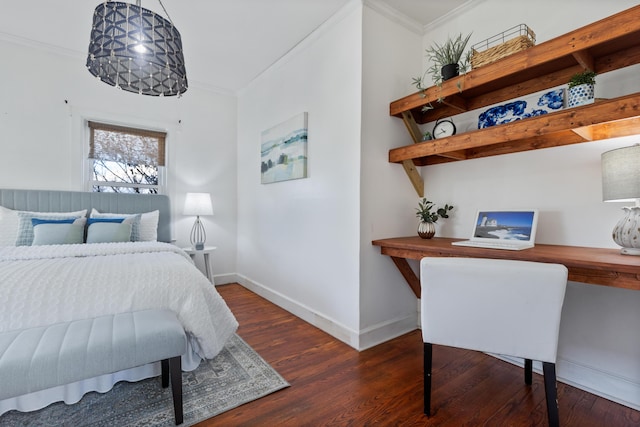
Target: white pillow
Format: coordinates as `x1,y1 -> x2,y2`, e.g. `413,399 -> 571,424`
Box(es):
90,208 -> 159,241
7,208 -> 88,246
0,206 -> 19,246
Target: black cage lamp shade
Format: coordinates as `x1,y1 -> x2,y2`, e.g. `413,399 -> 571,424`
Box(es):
86,1 -> 188,96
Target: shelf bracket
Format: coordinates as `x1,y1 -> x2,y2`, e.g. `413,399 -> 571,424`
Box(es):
572,50 -> 595,72
400,111 -> 425,196
401,111 -> 424,143
402,160 -> 424,197
571,126 -> 594,141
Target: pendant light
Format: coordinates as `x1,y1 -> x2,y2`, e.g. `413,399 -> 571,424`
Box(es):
86,0 -> 188,96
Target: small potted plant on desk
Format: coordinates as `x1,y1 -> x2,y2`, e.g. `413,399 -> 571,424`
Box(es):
416,198 -> 454,239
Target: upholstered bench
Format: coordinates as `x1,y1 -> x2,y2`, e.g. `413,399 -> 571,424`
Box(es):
0,309 -> 187,425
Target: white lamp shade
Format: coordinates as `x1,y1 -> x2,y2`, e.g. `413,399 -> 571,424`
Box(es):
183,193 -> 213,216
602,144 -> 640,202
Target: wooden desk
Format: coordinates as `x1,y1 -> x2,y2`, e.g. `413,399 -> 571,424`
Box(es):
372,236 -> 640,298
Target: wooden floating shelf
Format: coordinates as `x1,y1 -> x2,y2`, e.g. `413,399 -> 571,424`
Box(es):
390,93 -> 640,166
390,5 -> 640,125
387,5 -> 640,196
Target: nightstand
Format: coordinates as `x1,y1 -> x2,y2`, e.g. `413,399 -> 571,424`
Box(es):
182,246 -> 216,284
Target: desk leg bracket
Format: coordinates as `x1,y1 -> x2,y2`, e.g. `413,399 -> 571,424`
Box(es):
391,256 -> 421,298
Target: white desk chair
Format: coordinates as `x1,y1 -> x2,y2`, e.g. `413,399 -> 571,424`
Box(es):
420,257 -> 568,427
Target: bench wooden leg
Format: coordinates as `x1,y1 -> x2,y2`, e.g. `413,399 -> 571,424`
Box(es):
168,356 -> 183,425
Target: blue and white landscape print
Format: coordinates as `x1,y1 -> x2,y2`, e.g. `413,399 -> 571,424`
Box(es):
478,89 -> 564,129
261,112 -> 308,184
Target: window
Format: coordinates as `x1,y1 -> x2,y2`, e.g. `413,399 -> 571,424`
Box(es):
88,121 -> 166,194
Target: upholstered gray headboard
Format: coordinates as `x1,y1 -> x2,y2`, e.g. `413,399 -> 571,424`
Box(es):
0,189 -> 172,243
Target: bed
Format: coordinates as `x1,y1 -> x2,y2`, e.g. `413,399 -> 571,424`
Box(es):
0,189 -> 239,415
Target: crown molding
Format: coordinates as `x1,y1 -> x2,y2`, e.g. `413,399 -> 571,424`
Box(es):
239,0 -> 363,95
423,0 -> 482,32
0,31 -> 234,97
363,0 -> 424,35
0,31 -> 81,59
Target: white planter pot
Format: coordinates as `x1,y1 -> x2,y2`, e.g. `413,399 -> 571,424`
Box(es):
568,83 -> 595,107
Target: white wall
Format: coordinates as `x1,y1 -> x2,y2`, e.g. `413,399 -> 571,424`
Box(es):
0,37 -> 238,279
416,0 -> 640,409
359,5 -> 424,348
236,2 -> 363,346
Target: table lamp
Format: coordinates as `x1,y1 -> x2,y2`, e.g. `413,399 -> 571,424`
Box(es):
183,192 -> 213,250
602,144 -> 640,255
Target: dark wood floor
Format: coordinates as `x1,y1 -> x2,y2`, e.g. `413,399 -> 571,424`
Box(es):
197,284 -> 640,426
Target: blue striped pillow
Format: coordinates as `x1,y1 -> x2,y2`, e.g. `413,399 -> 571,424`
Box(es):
16,210 -> 87,246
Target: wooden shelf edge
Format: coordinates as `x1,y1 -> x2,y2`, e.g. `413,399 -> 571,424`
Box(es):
389,93 -> 640,164
390,5 -> 640,119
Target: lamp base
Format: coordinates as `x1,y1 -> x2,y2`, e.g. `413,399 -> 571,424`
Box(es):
190,216 -> 207,251
612,206 -> 640,256
620,247 -> 640,256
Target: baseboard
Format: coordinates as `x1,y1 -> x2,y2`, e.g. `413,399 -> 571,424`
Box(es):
235,274 -> 417,350
212,273 -> 239,286
557,357 -> 640,411
357,314 -> 418,351
494,355 -> 640,411
236,274 -> 358,347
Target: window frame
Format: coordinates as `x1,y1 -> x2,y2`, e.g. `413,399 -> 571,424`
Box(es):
85,120 -> 168,194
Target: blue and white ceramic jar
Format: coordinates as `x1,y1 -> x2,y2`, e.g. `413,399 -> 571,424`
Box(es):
568,83 -> 595,107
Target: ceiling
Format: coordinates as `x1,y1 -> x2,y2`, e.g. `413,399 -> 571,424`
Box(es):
0,0 -> 468,93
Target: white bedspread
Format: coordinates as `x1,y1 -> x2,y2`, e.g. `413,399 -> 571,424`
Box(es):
0,241 -> 238,359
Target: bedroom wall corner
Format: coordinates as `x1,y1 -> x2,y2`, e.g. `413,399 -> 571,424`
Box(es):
357,4 -> 424,347
235,1 -> 363,345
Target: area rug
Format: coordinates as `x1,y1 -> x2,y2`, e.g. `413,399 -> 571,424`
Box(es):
0,334 -> 289,426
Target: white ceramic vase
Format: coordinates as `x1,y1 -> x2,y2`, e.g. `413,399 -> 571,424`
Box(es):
612,206 -> 640,255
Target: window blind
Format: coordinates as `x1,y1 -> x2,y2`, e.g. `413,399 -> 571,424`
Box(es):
88,121 -> 166,166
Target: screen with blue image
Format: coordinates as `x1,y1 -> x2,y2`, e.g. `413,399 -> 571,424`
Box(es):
473,211 -> 535,241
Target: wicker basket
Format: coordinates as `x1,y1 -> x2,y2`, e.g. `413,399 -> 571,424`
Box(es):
471,24 -> 536,69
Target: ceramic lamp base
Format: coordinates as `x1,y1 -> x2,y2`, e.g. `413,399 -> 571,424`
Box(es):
620,247 -> 640,256
613,206 -> 640,256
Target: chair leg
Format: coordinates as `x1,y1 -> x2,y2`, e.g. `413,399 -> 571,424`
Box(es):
161,359 -> 169,388
524,358 -> 533,385
169,356 -> 184,425
424,342 -> 432,417
543,362 -> 560,427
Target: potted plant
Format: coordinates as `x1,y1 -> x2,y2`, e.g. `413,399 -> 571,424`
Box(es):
415,198 -> 454,239
568,70 -> 596,107
413,32 -> 472,90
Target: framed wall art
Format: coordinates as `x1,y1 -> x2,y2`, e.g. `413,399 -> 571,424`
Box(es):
260,112 -> 308,184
